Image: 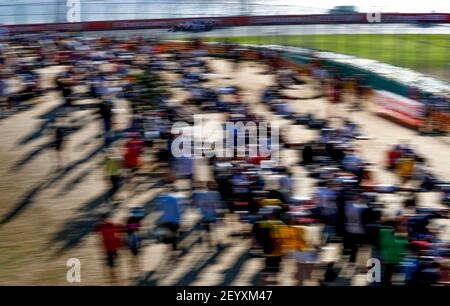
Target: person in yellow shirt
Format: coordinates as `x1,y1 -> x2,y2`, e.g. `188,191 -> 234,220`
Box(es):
275,221 -> 318,285
252,210 -> 284,285
105,150 -> 123,202
396,153 -> 415,185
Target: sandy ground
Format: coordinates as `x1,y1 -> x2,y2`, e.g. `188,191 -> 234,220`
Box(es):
0,58 -> 448,285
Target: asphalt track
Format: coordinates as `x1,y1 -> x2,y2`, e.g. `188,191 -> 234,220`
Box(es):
82,23 -> 450,38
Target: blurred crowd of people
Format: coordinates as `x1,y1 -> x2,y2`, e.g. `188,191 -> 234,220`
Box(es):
1,32 -> 448,286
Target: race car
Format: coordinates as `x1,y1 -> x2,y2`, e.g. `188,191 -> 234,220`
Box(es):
169,20 -> 216,32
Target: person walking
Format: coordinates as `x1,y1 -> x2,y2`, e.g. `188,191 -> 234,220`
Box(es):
192,181 -> 223,247
105,149 -> 123,202
283,222 -> 318,286
51,116 -> 68,170
343,193 -> 368,265
379,222 -> 408,286
156,191 -> 183,252
98,98 -> 114,146
252,208 -> 284,285
396,153 -> 415,185
95,214 -> 125,268
56,72 -> 73,111
125,207 -> 144,256
123,133 -> 145,191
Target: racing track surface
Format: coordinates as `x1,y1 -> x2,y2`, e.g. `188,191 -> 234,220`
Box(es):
82,23 -> 450,38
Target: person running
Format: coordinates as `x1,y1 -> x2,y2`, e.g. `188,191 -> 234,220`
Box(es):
123,133 -> 145,188
379,221 -> 408,286
95,214 -> 125,268
56,72 -> 73,110
156,191 -> 183,251
252,208 -> 284,285
98,98 -> 114,146
125,207 -> 144,256
386,144 -> 403,170
192,181 -> 223,247
396,153 -> 415,185
174,154 -> 194,191
282,221 -> 318,285
278,169 -> 294,203
51,116 -> 68,170
314,181 -> 338,244
342,148 -> 363,175
343,192 -> 368,264
105,149 -> 123,202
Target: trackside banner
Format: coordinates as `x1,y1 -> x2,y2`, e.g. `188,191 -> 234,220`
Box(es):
2,13 -> 450,34
372,90 -> 425,128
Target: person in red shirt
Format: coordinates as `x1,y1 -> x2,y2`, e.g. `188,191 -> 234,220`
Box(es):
122,133 -> 145,193
123,133 -> 145,171
387,145 -> 403,170
331,81 -> 342,104
95,214 -> 125,268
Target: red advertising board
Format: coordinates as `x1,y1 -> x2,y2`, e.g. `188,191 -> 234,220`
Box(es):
372,90 -> 425,128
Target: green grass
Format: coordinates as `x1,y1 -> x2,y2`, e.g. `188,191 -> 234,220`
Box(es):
194,34 -> 449,71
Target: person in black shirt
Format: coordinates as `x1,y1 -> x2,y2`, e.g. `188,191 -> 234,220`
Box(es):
98,99 -> 114,145
56,74 -> 73,109
51,117 -> 68,170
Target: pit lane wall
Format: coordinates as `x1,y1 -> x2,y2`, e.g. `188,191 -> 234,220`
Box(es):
2,13 -> 450,34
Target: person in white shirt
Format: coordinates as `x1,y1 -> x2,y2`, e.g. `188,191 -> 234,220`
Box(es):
314,181 -> 338,243
343,193 -> 368,264
277,170 -> 293,203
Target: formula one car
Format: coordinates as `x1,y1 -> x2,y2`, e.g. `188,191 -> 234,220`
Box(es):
169,20 -> 216,32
